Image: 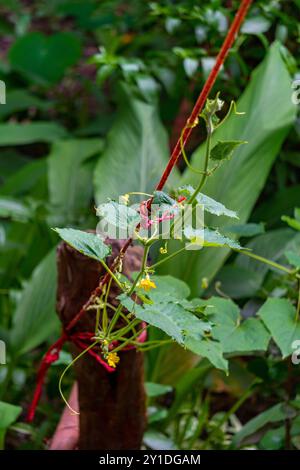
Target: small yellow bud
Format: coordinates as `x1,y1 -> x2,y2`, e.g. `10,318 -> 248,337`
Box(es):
201,277 -> 209,290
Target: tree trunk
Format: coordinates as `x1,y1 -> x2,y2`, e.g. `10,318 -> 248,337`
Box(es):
56,239 -> 146,450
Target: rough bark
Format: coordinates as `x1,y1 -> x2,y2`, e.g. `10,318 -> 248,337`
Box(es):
56,239 -> 146,450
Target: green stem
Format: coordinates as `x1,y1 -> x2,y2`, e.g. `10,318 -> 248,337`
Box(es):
189,123 -> 212,204
296,278 -> 300,322
102,277 -> 112,333
235,249 -> 294,275
100,260 -> 125,291
110,318 -> 141,341
107,245 -> 150,335
203,380 -> 257,449
111,325 -> 148,353
59,339 -> 99,415
151,246 -> 186,270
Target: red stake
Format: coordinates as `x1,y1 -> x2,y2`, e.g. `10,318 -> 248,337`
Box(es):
156,0 -> 253,191
68,0 -> 253,330
62,0 -> 254,332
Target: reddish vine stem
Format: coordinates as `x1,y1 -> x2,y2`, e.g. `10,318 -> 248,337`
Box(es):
156,0 -> 253,190
67,0 -> 253,332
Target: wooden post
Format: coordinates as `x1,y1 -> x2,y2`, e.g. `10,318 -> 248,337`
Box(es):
56,240 -> 146,450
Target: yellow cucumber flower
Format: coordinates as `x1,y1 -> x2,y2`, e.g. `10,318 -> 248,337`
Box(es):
107,351 -> 120,368
138,276 -> 157,292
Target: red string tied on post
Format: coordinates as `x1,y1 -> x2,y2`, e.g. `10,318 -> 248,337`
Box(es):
26,325 -> 147,423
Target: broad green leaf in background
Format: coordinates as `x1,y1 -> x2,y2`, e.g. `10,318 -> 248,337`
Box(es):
0,89 -> 50,120
0,158 -> 47,198
223,223 -> 265,238
94,85 -> 179,204
211,265 -> 263,299
0,122 -> 68,146
232,402 -> 288,447
0,401 -> 22,449
285,250 -> 300,269
158,42 -> 296,295
282,214 -> 300,231
258,298 -> 300,358
9,32 -> 81,85
165,361 -> 212,421
0,151 -> 29,183
207,297 -> 270,354
0,196 -> 31,222
54,228 -> 111,261
214,228 -> 300,299
10,249 -> 59,355
235,229 -> 300,280
145,382 -> 172,397
0,216 -> 55,290
252,185 -> 300,228
48,139 -> 104,225
143,430 -> 176,450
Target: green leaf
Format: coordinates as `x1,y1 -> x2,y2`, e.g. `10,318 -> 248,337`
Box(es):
53,228 -> 111,262
9,32 -> 81,84
96,201 -> 140,238
197,194 -> 238,219
223,223 -> 265,238
0,122 -> 68,146
285,250 -> 300,269
210,140 -> 246,161
259,427 -> 285,450
48,139 -> 104,225
152,191 -> 176,207
143,430 -> 176,450
258,298 -> 300,358
178,185 -> 238,218
241,16 -> 271,35
0,197 -> 31,222
159,43 -> 296,295
235,228 -> 300,282
282,215 -> 300,231
145,382 -> 172,397
0,159 -> 47,198
184,337 -> 228,371
214,265 -> 263,299
0,401 -> 22,449
148,406 -> 168,424
131,295 -> 227,371
0,89 -> 50,119
232,403 -> 287,447
184,227 -> 241,250
10,249 -> 59,355
134,301 -> 211,345
148,275 -> 191,301
252,185 -> 300,227
206,297 -> 270,354
94,85 -> 179,204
